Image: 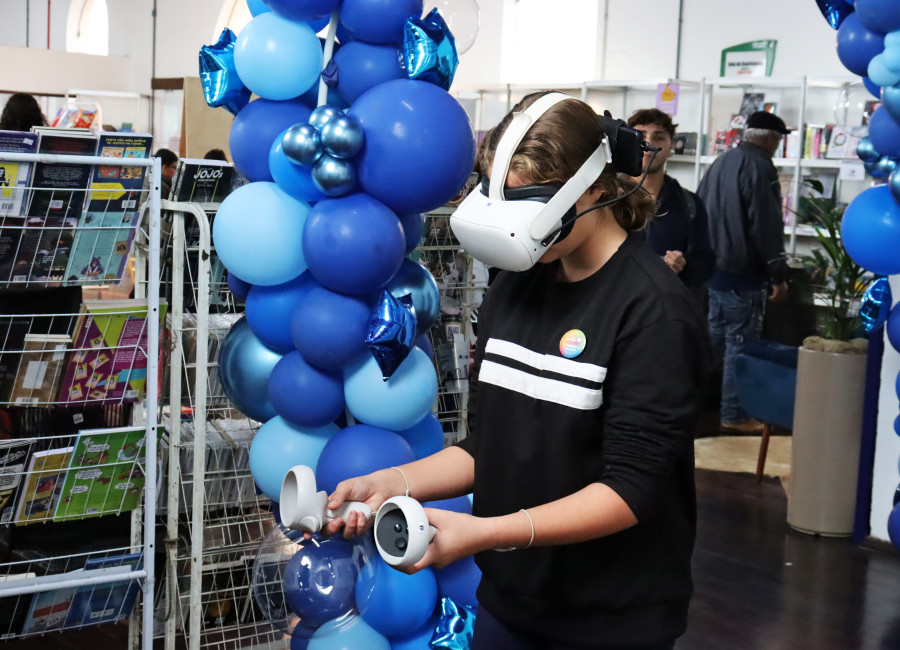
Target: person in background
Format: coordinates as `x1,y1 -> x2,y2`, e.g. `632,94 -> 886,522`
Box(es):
627,108 -> 714,305
203,148 -> 228,161
696,110 -> 791,435
326,92 -> 710,649
0,93 -> 47,131
155,148 -> 178,200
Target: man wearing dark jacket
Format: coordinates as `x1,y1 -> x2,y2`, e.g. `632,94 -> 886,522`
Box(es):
697,111 -> 790,434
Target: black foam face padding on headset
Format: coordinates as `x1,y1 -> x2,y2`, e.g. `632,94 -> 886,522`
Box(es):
599,112 -> 647,177
479,178 -> 578,244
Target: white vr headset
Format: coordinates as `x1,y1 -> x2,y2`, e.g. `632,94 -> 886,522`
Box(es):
450,92 -> 648,272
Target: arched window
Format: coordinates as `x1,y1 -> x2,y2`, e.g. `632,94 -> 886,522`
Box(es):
66,0 -> 109,56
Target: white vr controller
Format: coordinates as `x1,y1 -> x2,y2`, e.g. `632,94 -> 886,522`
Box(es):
280,465 -> 436,569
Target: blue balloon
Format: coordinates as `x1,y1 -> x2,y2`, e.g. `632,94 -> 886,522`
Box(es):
249,416 -> 337,501
877,156 -> 899,178
869,54 -> 900,87
227,271 -> 252,300
856,0 -> 900,33
869,106 -> 900,158
424,495 -> 472,515
248,0 -> 271,15
213,181 -> 311,286
883,45 -> 900,74
312,155 -> 357,196
283,536 -> 359,626
350,79 -> 476,214
309,105 -> 343,130
333,42 -> 405,105
302,194 -> 406,295
841,185 -> 900,275
389,615 -> 440,650
231,97 -> 312,182
857,136 -> 881,162
283,123 -> 324,166
291,285 -> 372,370
320,115 -> 365,159
837,12 -> 887,77
433,555 -> 481,607
339,0 -> 423,44
415,333 -> 434,362
247,272 -> 317,352
889,501 -> 900,551
343,346 -> 438,431
355,556 -> 437,637
397,411 -> 443,459
888,302 -> 900,352
235,13 -> 323,100
398,212 -> 424,253
270,128 -> 327,203
307,615 -> 390,650
386,259 -> 441,336
218,317 -> 281,421
883,84 -> 900,123
269,351 -> 346,427
864,76 -> 883,99
315,424 -> 415,494
265,0 -> 340,21
890,168 -> 900,203
896,364 -> 900,400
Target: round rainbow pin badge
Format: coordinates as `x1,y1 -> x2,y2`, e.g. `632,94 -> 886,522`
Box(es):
559,329 -> 586,359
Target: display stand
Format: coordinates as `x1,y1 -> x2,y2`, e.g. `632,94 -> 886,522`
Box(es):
0,151 -> 161,649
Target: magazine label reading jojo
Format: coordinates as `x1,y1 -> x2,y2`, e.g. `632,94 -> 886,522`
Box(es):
194,168 -> 223,180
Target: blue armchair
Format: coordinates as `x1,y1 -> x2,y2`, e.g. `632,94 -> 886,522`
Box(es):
734,339 -> 799,482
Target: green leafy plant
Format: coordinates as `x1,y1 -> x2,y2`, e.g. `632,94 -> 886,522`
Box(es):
794,179 -> 867,342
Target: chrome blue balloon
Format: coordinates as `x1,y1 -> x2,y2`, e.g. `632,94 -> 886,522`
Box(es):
386,258 -> 441,336
815,0 -> 854,29
199,28 -> 251,115
403,9 -> 459,90
309,105 -> 343,130
218,317 -> 281,422
857,136 -> 880,163
859,276 -> 892,333
864,160 -> 884,177
366,291 -> 417,379
890,167 -> 900,202
430,597 -> 475,650
884,84 -> 900,123
877,155 -> 899,178
320,115 -> 365,159
282,123 -> 324,166
312,155 -> 357,196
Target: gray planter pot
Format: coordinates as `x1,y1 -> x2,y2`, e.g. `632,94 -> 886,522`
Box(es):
787,346 -> 867,536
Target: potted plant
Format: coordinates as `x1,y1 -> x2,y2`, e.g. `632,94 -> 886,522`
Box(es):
788,179 -> 869,537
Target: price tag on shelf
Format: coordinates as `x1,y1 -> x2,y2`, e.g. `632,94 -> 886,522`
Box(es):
839,160 -> 865,181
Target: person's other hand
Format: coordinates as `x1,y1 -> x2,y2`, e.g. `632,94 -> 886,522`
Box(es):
769,281 -> 789,303
664,250 -> 686,274
403,508 -> 491,573
324,470 -> 402,539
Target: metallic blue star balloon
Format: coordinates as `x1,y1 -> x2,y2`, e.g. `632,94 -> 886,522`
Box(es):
403,9 -> 460,90
199,28 -> 251,115
430,597 -> 476,649
860,276 -> 893,333
366,291 -> 417,380
815,0 -> 854,29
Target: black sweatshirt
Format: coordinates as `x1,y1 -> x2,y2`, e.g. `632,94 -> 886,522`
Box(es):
457,233 -> 710,646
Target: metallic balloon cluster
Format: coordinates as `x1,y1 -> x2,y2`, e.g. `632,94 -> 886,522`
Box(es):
282,105 -> 366,197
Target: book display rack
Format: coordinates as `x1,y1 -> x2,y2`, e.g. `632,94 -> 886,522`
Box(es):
0,150 -> 162,648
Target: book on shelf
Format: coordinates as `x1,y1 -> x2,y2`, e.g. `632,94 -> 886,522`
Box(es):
64,552 -> 143,627
825,126 -> 861,159
58,298 -> 168,405
13,446 -> 75,525
169,158 -> 235,204
0,438 -> 39,524
19,578 -> 78,634
7,334 -> 72,405
51,106 -> 98,130
672,132 -> 698,156
27,128 -> 98,221
54,426 -> 148,521
0,130 -> 38,217
64,132 -> 153,286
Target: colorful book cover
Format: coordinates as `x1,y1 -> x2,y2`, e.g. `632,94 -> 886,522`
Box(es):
0,130 -> 38,217
0,438 -> 38,524
58,299 -> 167,405
20,582 -> 78,634
8,334 -> 72,405
65,553 -> 143,627
13,446 -> 74,525
54,426 -> 147,520
27,130 -> 98,221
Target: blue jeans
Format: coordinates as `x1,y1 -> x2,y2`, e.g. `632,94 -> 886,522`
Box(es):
707,288 -> 766,425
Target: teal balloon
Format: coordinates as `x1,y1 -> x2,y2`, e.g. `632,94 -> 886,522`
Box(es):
235,12 -> 323,100
841,185 -> 900,275
218,317 -> 282,421
213,182 -> 311,286
248,416 -> 337,501
355,556 -> 438,637
343,346 -> 438,431
307,615 -> 390,650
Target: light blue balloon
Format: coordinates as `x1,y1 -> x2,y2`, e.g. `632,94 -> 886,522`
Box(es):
246,0 -> 270,15
307,615 -> 390,650
868,54 -> 900,88
248,416 -> 337,501
235,12 -> 323,100
884,44 -> 900,73
213,181 -> 310,286
344,347 -> 438,431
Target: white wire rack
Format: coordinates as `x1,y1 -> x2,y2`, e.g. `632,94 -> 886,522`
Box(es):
0,150 -> 161,649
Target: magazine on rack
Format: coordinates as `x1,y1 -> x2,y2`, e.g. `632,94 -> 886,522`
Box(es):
0,437 -> 38,524
169,158 -> 235,204
0,130 -> 38,217
7,334 -> 72,405
13,446 -> 75,525
64,553 -> 143,627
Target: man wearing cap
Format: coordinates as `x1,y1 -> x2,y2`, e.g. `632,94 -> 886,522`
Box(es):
697,110 -> 791,434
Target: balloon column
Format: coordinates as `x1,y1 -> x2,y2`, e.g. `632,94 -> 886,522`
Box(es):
818,0 -> 900,550
200,0 -> 481,646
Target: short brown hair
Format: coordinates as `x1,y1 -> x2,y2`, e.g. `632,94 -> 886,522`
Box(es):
480,91 -> 654,232
627,108 -> 677,139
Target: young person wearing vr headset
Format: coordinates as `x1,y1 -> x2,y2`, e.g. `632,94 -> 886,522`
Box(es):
326,92 -> 711,649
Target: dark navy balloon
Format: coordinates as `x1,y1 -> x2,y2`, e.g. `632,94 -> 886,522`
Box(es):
291,285 -> 373,370
230,98 -> 312,182
227,272 -> 252,301
333,41 -> 405,105
282,535 -> 359,627
268,351 -> 345,427
837,13 -> 886,78
246,272 -> 318,352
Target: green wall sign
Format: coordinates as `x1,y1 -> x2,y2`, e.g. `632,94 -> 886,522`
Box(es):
720,40 -> 778,78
